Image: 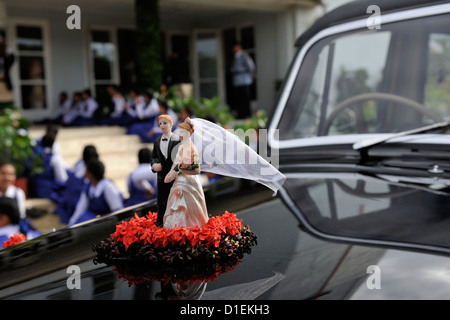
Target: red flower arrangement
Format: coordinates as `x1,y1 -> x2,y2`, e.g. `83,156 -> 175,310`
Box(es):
2,233 -> 26,248
93,211 -> 257,266
110,211 -> 243,250
93,211 -> 257,286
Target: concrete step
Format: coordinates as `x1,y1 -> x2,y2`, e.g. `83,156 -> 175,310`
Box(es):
27,125 -> 153,199
28,125 -> 127,140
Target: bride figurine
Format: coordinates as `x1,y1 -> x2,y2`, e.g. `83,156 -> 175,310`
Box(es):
93,115 -> 285,267
162,117 -> 208,229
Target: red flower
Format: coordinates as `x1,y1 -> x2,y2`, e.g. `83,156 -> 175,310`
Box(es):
111,211 -> 246,250
2,233 -> 26,248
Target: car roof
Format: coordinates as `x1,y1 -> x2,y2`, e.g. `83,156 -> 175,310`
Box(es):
295,0 -> 449,48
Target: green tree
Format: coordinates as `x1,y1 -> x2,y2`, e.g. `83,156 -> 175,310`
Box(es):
135,0 -> 162,91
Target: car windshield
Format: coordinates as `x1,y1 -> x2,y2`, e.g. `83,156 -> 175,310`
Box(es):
276,12 -> 450,141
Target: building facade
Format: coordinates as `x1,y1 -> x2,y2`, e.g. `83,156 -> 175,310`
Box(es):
0,0 -> 326,121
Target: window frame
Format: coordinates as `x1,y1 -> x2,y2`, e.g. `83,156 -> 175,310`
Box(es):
7,18 -> 52,118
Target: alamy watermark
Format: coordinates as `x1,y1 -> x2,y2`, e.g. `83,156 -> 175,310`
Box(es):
366,5 -> 381,30
66,265 -> 81,289
366,265 -> 381,289
66,5 -> 81,30
172,127 -> 280,176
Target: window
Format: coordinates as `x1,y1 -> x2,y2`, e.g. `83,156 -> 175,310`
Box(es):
425,32 -> 450,121
193,30 -> 223,100
15,24 -> 49,110
278,13 -> 450,141
89,29 -> 119,110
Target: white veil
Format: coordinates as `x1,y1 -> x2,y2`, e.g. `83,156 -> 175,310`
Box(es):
187,118 -> 286,195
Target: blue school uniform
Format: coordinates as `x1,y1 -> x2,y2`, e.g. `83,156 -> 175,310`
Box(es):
28,152 -> 67,203
0,234 -> 9,247
53,169 -> 87,224
69,179 -> 123,226
0,224 -> 40,247
126,109 -> 178,143
126,114 -> 158,141
123,171 -> 157,207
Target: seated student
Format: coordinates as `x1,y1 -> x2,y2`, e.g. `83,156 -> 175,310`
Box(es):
121,87 -> 144,127
100,84 -> 126,126
37,91 -> 71,124
126,90 -> 160,136
0,197 -> 40,247
137,90 -> 160,121
123,147 -> 157,207
128,99 -> 178,143
68,159 -> 123,226
62,91 -> 84,126
28,127 -> 68,204
0,162 -> 40,236
70,89 -> 98,126
54,144 -> 99,224
0,162 -> 26,219
52,91 -> 72,123
34,123 -> 61,156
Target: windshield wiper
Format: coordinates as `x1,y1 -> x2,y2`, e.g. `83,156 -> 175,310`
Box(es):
353,121 -> 450,151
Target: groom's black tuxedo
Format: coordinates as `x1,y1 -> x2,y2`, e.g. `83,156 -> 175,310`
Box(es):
151,134 -> 180,227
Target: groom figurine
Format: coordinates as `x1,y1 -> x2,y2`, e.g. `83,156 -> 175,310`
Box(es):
151,114 -> 180,227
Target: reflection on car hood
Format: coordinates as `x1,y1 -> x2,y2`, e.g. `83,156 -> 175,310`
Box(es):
1,179 -> 450,300
281,170 -> 450,255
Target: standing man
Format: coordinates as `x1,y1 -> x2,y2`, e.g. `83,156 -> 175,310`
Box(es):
230,42 -> 255,119
151,114 -> 180,227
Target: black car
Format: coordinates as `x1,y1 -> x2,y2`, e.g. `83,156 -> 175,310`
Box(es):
1,0 -> 450,306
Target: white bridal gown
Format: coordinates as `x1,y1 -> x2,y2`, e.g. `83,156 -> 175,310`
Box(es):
163,171 -> 209,229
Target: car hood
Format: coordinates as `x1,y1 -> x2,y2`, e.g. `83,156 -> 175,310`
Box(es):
0,176 -> 450,300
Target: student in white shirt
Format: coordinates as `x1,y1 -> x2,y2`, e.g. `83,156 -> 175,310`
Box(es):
50,91 -> 72,123
28,127 -> 68,203
124,147 -> 157,207
77,89 -> 98,125
68,159 -> 123,226
62,92 -> 84,126
0,162 -> 42,237
0,162 -> 26,219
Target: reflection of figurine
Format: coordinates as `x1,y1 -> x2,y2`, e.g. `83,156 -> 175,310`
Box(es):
151,114 -> 180,227
163,118 -> 207,229
171,282 -> 206,300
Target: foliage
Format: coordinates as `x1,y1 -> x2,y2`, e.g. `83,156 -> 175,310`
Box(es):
160,86 -> 235,126
156,86 -> 268,131
233,109 -> 268,131
0,105 -> 43,176
336,67 -> 371,104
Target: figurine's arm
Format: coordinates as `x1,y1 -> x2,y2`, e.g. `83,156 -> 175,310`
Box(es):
164,151 -> 181,183
176,145 -> 200,176
151,143 -> 162,172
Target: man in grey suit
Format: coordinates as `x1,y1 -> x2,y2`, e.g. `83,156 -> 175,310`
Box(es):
230,42 -> 255,119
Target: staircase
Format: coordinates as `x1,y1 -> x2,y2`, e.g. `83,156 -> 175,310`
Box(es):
26,125 -> 152,232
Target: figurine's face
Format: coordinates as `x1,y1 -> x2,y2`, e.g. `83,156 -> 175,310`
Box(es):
159,118 -> 172,134
178,128 -> 190,141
